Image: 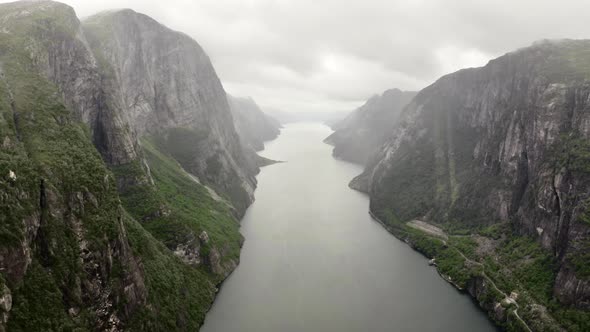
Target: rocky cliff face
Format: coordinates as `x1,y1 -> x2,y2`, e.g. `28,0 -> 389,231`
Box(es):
79,9 -> 257,283
82,9 -> 258,215
325,89 -> 416,164
0,1 -> 259,330
0,1 -> 139,166
353,40 -> 590,325
0,4 -> 146,330
228,95 -> 281,151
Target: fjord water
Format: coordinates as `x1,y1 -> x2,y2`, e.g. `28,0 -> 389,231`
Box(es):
201,123 -> 496,332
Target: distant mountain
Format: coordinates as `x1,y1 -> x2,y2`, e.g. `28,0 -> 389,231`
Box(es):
228,95 -> 281,151
324,89 -> 416,164
351,40 -> 590,330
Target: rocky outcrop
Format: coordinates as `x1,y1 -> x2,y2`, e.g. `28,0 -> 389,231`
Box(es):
228,95 -> 281,151
354,40 -> 590,311
466,276 -> 505,322
325,89 -> 416,164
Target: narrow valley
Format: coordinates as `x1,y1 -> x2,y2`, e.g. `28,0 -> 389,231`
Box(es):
201,123 -> 496,332
0,1 -> 589,332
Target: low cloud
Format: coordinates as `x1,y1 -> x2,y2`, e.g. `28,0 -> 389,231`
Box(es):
7,0 -> 590,115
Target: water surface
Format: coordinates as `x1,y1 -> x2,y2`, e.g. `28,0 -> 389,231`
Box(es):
202,123 -> 496,332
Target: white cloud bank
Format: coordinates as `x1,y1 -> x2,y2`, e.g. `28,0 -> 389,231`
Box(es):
5,0 -> 590,116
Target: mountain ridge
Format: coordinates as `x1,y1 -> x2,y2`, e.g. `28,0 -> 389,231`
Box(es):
350,39 -> 590,330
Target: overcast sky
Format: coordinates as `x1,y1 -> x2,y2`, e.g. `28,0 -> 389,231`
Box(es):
9,0 -> 590,115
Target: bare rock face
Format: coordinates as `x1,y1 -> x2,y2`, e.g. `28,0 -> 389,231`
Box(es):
199,230 -> 210,245
325,89 -> 416,164
174,242 -> 201,266
356,40 -> 590,308
228,95 -> 281,151
0,1 -> 139,166
82,10 -> 258,214
173,232 -> 202,266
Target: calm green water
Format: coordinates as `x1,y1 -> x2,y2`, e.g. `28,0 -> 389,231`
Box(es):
201,123 -> 496,332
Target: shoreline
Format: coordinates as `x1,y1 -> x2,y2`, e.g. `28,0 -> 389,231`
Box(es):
367,211 -> 462,290
366,210 -> 505,330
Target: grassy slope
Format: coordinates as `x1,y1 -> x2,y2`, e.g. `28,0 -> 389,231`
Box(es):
122,214 -> 217,331
112,136 -> 243,265
85,14 -> 245,267
110,136 -> 244,330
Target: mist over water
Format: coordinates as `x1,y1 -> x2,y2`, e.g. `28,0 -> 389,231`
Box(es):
202,123 -> 496,332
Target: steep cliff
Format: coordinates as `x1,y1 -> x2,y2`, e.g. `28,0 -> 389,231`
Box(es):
78,9 -> 253,281
0,1 -> 254,330
325,89 -> 416,164
82,9 -> 258,215
353,40 -> 590,330
0,3 -> 144,330
228,95 -> 281,151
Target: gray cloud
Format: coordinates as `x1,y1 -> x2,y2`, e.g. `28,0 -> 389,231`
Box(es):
6,0 -> 590,115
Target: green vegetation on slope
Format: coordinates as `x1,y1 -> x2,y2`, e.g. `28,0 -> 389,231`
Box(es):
0,20 -> 128,330
8,262 -> 85,331
154,127 -> 253,213
482,235 -> 589,332
122,213 -> 217,330
112,136 -> 243,266
374,211 -> 478,289
550,133 -> 590,174
375,207 -> 590,331
145,136 -> 243,261
0,3 -> 243,330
